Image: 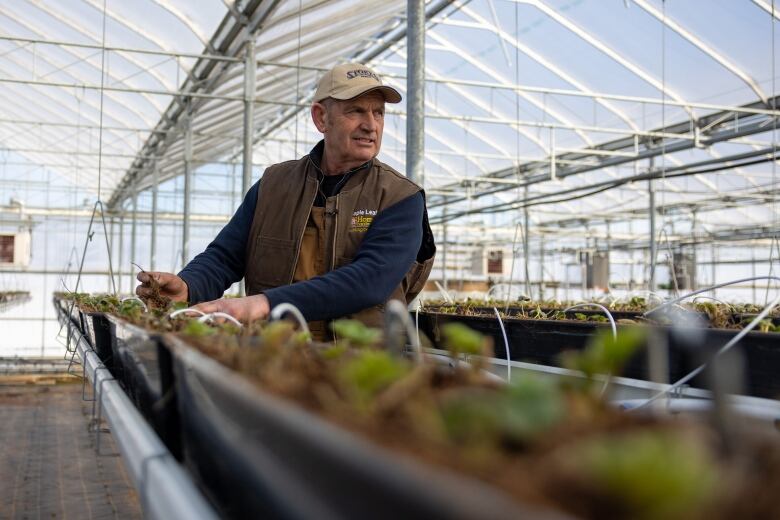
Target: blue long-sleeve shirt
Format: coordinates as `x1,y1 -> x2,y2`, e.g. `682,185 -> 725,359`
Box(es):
178,180 -> 424,322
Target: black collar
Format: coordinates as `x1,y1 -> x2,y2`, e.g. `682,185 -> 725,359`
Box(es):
309,140 -> 372,178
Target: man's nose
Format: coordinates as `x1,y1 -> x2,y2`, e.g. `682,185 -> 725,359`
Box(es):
360,113 -> 378,131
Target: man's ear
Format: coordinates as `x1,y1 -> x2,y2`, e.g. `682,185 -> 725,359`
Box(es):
311,102 -> 328,133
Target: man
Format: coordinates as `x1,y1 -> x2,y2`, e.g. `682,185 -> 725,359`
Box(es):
136,63 -> 435,337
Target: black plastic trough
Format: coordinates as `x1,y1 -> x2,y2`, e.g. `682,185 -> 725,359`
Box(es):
415,311 -> 780,400
105,315 -> 181,459
166,335 -> 566,520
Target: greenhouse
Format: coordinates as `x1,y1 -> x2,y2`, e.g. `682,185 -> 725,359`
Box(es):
2,0 -> 780,518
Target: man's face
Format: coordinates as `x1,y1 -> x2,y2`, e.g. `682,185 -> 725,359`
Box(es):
313,91 -> 386,170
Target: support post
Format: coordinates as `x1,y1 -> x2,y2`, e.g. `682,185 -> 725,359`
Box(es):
406,0 -> 425,184
538,232 -> 545,300
118,213 -> 125,294
523,186 -> 530,297
150,161 -> 158,271
240,38 -> 256,297
243,36 -> 256,196
648,158 -> 657,292
182,110 -> 193,269
130,184 -> 138,291
108,216 -> 115,293
442,206 -> 447,291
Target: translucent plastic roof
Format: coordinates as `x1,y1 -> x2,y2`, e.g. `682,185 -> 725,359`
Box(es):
0,0 -> 778,248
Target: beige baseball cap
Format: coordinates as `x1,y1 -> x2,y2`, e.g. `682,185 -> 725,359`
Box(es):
313,63 -> 402,104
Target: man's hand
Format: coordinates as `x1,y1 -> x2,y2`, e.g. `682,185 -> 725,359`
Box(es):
193,294 -> 270,323
136,272 -> 189,302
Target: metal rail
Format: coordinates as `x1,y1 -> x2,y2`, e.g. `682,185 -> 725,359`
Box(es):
70,320 -> 217,520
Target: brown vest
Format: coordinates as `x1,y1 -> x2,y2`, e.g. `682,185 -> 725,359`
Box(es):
245,154 -> 435,331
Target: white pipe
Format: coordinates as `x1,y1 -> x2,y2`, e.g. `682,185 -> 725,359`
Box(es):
493,307 -> 511,382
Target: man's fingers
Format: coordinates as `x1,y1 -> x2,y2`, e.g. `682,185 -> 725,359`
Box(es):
136,286 -> 154,298
193,301 -> 221,314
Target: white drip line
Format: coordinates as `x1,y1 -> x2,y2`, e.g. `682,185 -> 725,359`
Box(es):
564,302 -> 617,340
197,312 -> 243,328
168,308 -> 206,319
120,296 -> 148,312
386,300 -> 422,362
493,307 -> 511,382
269,303 -> 311,338
632,291 -> 780,411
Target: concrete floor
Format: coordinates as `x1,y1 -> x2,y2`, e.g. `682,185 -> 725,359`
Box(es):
0,376 -> 142,520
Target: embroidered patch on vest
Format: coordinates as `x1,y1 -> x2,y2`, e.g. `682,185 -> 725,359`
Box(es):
350,208 -> 377,232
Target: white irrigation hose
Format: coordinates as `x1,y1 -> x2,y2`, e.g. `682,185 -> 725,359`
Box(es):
415,300 -> 422,349
269,303 -> 311,337
386,300 -> 422,362
197,312 -> 243,328
168,308 -> 206,319
564,303 -> 617,340
120,296 -> 148,312
493,307 -> 511,383
644,276 -> 780,317
691,295 -> 734,311
433,280 -> 454,303
631,292 -> 780,411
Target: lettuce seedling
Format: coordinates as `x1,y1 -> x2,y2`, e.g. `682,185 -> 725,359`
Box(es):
441,375 -> 564,446
560,327 -> 645,381
181,319 -> 216,338
331,319 -> 382,348
441,322 -> 488,357
565,431 -> 716,520
338,350 -> 409,409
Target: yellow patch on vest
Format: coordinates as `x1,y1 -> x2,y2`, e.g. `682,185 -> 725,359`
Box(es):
350,209 -> 377,232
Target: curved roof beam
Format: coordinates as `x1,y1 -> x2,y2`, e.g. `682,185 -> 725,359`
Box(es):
0,39 -> 157,129
458,3 -> 639,132
427,31 -> 593,147
0,8 -> 165,121
146,0 -> 211,48
752,0 -> 780,20
634,0 -> 767,104
516,0 -> 695,119
23,0 -> 174,95
80,0 -> 190,61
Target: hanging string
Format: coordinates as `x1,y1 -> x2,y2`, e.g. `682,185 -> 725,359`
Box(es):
96,0 -> 108,200
506,0 -> 522,310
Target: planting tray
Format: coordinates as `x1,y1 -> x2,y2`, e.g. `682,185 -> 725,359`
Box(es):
166,336 -> 566,520
84,312 -> 114,370
105,315 -> 181,459
416,311 -> 780,400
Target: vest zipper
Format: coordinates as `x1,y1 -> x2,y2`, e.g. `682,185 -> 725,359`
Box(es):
331,194 -> 340,270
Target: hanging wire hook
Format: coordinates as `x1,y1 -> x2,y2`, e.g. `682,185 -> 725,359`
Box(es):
269,303 -> 311,337
197,312 -> 242,328
120,296 -> 148,312
385,300 -> 422,362
564,303 -> 617,340
169,308 -> 206,319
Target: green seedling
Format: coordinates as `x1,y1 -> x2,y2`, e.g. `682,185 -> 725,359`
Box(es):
331,319 -> 382,348
181,319 -> 216,337
117,298 -> 144,321
564,431 -> 716,520
339,350 -> 409,408
560,327 -> 645,381
588,314 -> 608,323
574,312 -> 588,321
441,322 -> 488,357
441,375 -> 564,446
530,306 -> 546,319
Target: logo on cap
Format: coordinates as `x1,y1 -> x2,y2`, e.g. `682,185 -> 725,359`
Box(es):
346,69 -> 380,81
